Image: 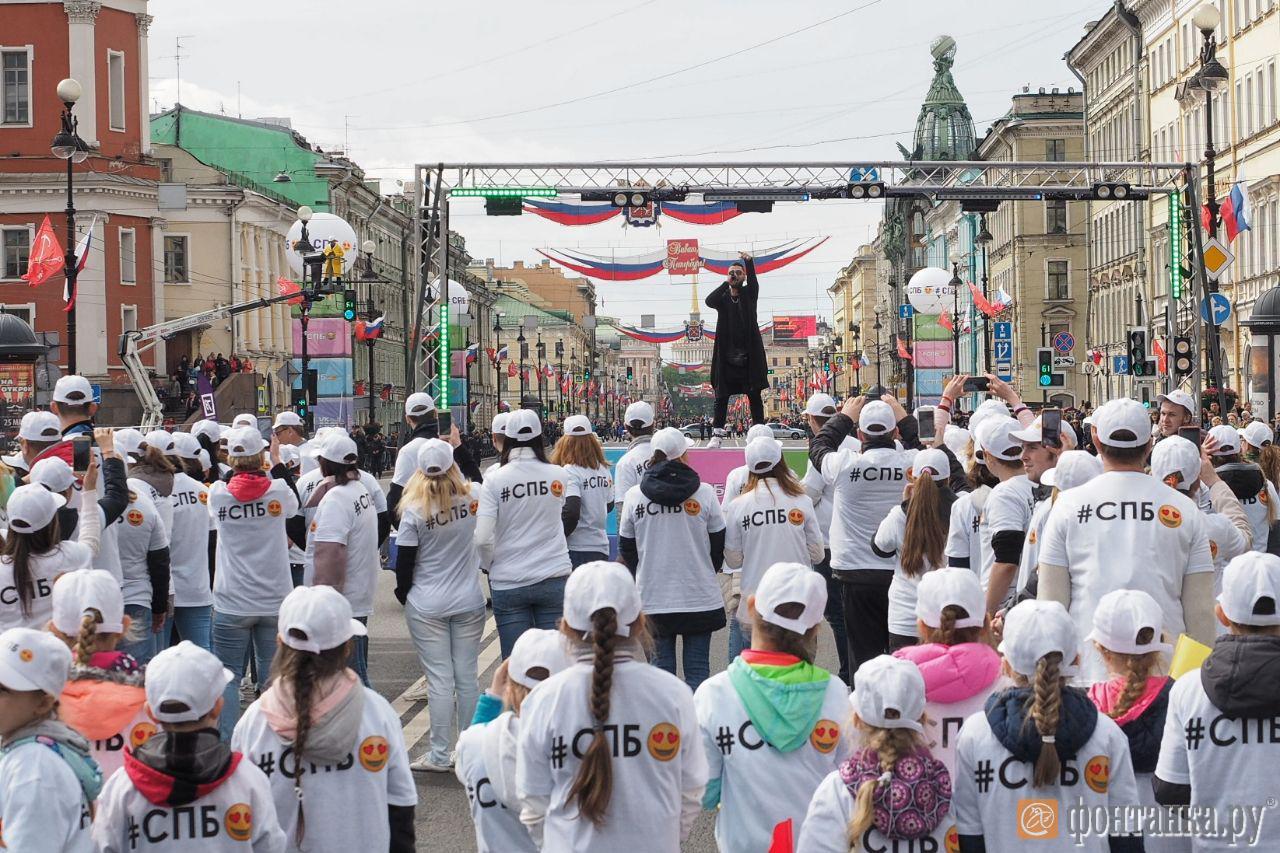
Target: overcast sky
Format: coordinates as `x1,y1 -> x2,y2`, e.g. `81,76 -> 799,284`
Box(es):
149,0 -> 1106,330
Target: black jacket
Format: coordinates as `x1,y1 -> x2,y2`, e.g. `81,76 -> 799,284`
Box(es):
1115,678 -> 1173,774
1216,461 -> 1267,502
705,257 -> 767,394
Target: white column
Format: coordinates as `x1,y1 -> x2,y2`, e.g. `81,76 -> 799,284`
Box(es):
135,13 -> 152,154
148,218 -> 166,375
64,1 -> 100,147
77,213 -> 109,376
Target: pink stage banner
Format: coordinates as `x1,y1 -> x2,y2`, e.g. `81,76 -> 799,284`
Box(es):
912,340 -> 954,370
292,318 -> 352,357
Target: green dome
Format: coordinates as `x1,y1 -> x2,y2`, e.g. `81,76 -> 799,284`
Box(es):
902,36 -> 976,162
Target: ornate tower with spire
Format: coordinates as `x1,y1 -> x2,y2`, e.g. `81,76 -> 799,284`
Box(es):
896,35 -> 977,162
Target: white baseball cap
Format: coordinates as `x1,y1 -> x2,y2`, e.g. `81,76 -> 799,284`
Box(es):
143,429 -> 176,455
231,414 -> 257,430
976,416 -> 1022,462
190,420 -> 221,442
52,569 -> 125,636
507,628 -> 571,690
416,438 -> 455,476
278,585 -> 368,654
405,392 -> 436,417
968,399 -> 1012,439
564,560 -> 642,638
804,393 -> 839,417
745,436 -> 782,474
1092,398 -> 1152,449
225,426 -> 265,457
278,444 -> 301,467
170,431 -> 202,460
490,412 -> 510,435
998,599 -> 1079,677
1208,424 -> 1241,456
53,375 -> 94,405
1039,450 -> 1103,490
852,655 -> 925,732
273,411 -> 304,430
146,641 -> 234,723
858,401 -> 896,435
909,448 -> 950,482
7,483 -> 66,532
1242,420 -> 1273,449
197,449 -> 212,470
915,568 -> 985,629
563,414 -> 593,436
1218,552 -> 1280,626
317,433 -> 359,465
746,424 -> 774,442
115,428 -> 144,459
28,457 -> 75,493
1010,415 -> 1077,448
1157,390 -> 1196,417
1150,436 -> 1201,491
942,424 -> 971,460
0,627 -> 71,697
624,400 -> 655,427
754,562 -> 827,634
218,425 -> 233,442
504,409 -> 542,440
651,426 -> 692,460
1087,589 -> 1172,656
17,411 -> 61,442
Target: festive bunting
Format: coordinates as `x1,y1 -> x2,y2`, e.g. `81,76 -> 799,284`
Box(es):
537,237 -> 828,282
522,197 -> 750,227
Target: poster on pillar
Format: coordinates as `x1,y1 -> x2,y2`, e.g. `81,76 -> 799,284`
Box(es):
292,319 -> 352,357
289,357 -> 353,397
0,364 -> 36,442
313,397 -> 354,431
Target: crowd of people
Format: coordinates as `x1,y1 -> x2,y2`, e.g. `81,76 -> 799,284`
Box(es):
2,370 -> 1280,851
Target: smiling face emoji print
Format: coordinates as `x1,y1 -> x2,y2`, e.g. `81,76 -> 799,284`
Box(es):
359,735 -> 389,772
1084,755 -> 1109,793
549,480 -> 564,498
809,719 -> 840,754
469,500 -> 479,515
267,500 -> 282,517
224,803 -> 252,841
647,722 -> 680,761
126,509 -> 144,526
682,498 -> 701,517
787,508 -> 805,526
129,722 -> 156,749
1158,504 -> 1182,528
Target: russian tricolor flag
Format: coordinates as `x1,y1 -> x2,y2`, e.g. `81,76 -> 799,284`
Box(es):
1221,182 -> 1251,243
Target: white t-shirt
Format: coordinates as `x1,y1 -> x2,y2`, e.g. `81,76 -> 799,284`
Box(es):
0,739 -> 94,853
797,771 -> 956,853
1234,480 -> 1278,553
619,482 -> 726,616
232,687 -> 417,852
295,469 -> 387,568
208,477 -> 299,617
953,706 -> 1141,852
694,669 -> 852,853
613,438 -> 653,504
477,453 -> 577,590
93,503 -> 124,584
118,483 -> 171,609
392,436 -> 428,488
396,484 -> 485,618
93,754 -> 286,852
801,436 -> 860,549
1038,471 -> 1214,684
984,474 -> 1038,603
720,465 -> 750,512
303,479 -> 380,618
455,714 -> 538,853
516,657 -> 708,853
724,485 -> 823,619
169,472 -> 212,608
874,503 -> 953,637
1155,665 -> 1280,852
1017,497 -> 1053,597
946,485 -> 992,586
820,444 -> 911,572
0,540 -> 91,630
564,463 -> 612,554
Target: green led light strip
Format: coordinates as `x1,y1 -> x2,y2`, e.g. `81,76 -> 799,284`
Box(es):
1169,194 -> 1183,301
449,187 -> 558,198
439,281 -> 449,412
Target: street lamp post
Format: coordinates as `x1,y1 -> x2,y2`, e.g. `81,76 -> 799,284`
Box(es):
294,205 -> 315,432
517,327 -> 527,401
360,239 -> 378,426
949,258 -> 963,373
976,214 -> 994,375
51,78 -> 87,374
536,334 -> 546,412
873,310 -> 884,393
492,314 -> 503,416
850,325 -> 861,396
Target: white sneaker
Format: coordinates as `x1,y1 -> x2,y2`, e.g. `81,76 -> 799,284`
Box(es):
402,681 -> 429,703
410,756 -> 453,773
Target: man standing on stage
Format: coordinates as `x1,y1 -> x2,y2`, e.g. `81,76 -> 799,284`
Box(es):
705,251 -> 767,447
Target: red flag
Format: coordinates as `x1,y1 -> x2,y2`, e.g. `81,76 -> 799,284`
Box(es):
485,347 -> 496,364
507,362 -> 517,377
22,216 -> 65,288
768,818 -> 794,853
1152,338 -> 1168,374
967,281 -> 998,318
1202,203 -> 1214,235
277,276 -> 304,306
938,310 -> 954,332
897,337 -> 913,362
1091,349 -> 1104,366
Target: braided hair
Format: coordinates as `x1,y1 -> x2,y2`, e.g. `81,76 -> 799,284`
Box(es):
566,608 -> 620,825
924,604 -> 985,647
1028,652 -> 1064,789
1099,627 -> 1161,720
847,713 -> 924,851
73,609 -> 102,666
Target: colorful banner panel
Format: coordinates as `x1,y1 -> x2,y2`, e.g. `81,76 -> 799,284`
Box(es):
913,340 -> 954,370
290,357 -> 353,397
292,318 -> 352,357
0,363 -> 35,443
771,314 -> 818,345
314,396 -> 353,431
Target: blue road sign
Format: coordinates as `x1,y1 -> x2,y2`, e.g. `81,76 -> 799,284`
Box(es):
994,322 -> 1012,340
850,167 -> 881,183
1114,355 -> 1130,375
1053,331 -> 1075,354
1200,293 -> 1232,326
994,340 -> 1013,360
90,384 -> 101,404
996,361 -> 1013,382
899,304 -> 914,319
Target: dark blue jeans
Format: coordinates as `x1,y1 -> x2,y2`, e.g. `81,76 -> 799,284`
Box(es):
652,630 -> 712,691
569,550 -> 608,568
490,575 -> 568,659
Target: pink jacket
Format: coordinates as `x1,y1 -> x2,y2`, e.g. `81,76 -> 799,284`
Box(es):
894,642 -> 1002,704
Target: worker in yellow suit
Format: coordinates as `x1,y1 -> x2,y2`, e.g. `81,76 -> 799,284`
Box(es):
323,238 -> 345,284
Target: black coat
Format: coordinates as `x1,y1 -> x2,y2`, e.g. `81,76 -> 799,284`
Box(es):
705,257 -> 767,394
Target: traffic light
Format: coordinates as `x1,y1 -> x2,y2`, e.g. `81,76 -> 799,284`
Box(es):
291,388 -> 308,419
583,366 -> 592,381
1037,348 -> 1054,387
342,289 -> 358,321
555,340 -> 564,358
1128,328 -> 1148,376
1173,336 -> 1195,379
626,365 -> 634,381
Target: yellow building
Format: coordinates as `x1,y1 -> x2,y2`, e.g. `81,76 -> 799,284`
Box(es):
828,243 -> 888,396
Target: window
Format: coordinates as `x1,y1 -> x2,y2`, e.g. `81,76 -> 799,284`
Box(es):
121,304 -> 137,335
119,228 -> 136,283
0,305 -> 33,327
785,357 -> 792,366
163,235 -> 189,283
107,50 -> 125,131
1047,260 -> 1070,300
2,228 -> 28,280
2,48 -> 31,126
156,158 -> 173,182
1046,199 -> 1068,234
1268,61 -> 1277,126
1045,139 -> 1066,161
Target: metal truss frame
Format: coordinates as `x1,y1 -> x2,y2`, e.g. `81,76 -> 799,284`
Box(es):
411,159 -> 1193,408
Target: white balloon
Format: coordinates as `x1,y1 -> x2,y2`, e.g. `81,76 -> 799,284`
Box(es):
906,266 -> 955,315
284,212 -> 360,277
447,279 -> 470,322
